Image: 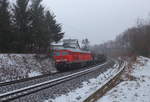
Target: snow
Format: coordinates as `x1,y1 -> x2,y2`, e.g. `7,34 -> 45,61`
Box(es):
45,63 -> 121,102
0,54 -> 56,82
97,56 -> 150,102
28,71 -> 42,77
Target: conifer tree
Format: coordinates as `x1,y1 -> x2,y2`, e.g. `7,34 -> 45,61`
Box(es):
0,0 -> 12,52
12,0 -> 30,52
45,11 -> 64,43
30,0 -> 47,52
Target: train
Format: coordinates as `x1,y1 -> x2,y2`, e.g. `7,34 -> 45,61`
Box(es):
52,48 -> 107,71
53,48 -> 93,71
52,39 -> 106,71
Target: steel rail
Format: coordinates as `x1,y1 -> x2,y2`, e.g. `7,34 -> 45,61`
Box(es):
0,61 -> 110,102
0,73 -> 57,87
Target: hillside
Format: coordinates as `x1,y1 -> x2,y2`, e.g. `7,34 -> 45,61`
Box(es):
0,54 -> 56,82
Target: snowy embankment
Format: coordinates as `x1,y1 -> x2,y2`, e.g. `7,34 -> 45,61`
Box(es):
97,56 -> 150,102
0,54 -> 56,82
45,63 -> 120,102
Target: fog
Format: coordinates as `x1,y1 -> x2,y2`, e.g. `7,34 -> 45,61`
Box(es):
41,0 -> 150,44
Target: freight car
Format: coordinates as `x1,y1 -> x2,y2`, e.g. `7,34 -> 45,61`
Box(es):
53,48 -> 93,71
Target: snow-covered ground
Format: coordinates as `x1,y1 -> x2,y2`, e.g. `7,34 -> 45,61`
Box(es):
0,54 -> 56,82
45,63 -> 120,102
97,56 -> 150,102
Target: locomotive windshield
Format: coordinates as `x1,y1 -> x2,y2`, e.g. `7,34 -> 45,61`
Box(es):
54,52 -> 60,56
62,52 -> 69,56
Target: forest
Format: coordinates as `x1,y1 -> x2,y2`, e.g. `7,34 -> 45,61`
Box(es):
91,19 -> 150,57
0,0 -> 64,53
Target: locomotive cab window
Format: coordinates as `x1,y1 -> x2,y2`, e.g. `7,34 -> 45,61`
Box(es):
54,52 -> 60,56
62,52 -> 69,56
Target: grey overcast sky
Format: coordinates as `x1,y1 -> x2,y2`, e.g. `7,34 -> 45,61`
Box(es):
42,0 -> 150,44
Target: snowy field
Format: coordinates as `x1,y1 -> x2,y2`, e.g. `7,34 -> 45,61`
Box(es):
45,63 -> 120,102
97,56 -> 150,102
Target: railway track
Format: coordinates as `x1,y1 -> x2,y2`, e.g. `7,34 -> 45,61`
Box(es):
0,71 -> 60,94
0,72 -> 56,87
84,60 -> 126,102
0,60 -> 115,102
0,61 -> 107,95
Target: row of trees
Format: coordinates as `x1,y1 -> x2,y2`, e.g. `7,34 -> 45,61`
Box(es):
0,0 -> 64,53
117,22 -> 150,57
91,19 -> 150,57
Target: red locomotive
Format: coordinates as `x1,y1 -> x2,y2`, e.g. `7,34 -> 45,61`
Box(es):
53,48 -> 93,71
52,39 -> 93,71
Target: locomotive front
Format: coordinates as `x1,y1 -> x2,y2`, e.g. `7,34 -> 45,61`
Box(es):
53,49 -> 74,70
